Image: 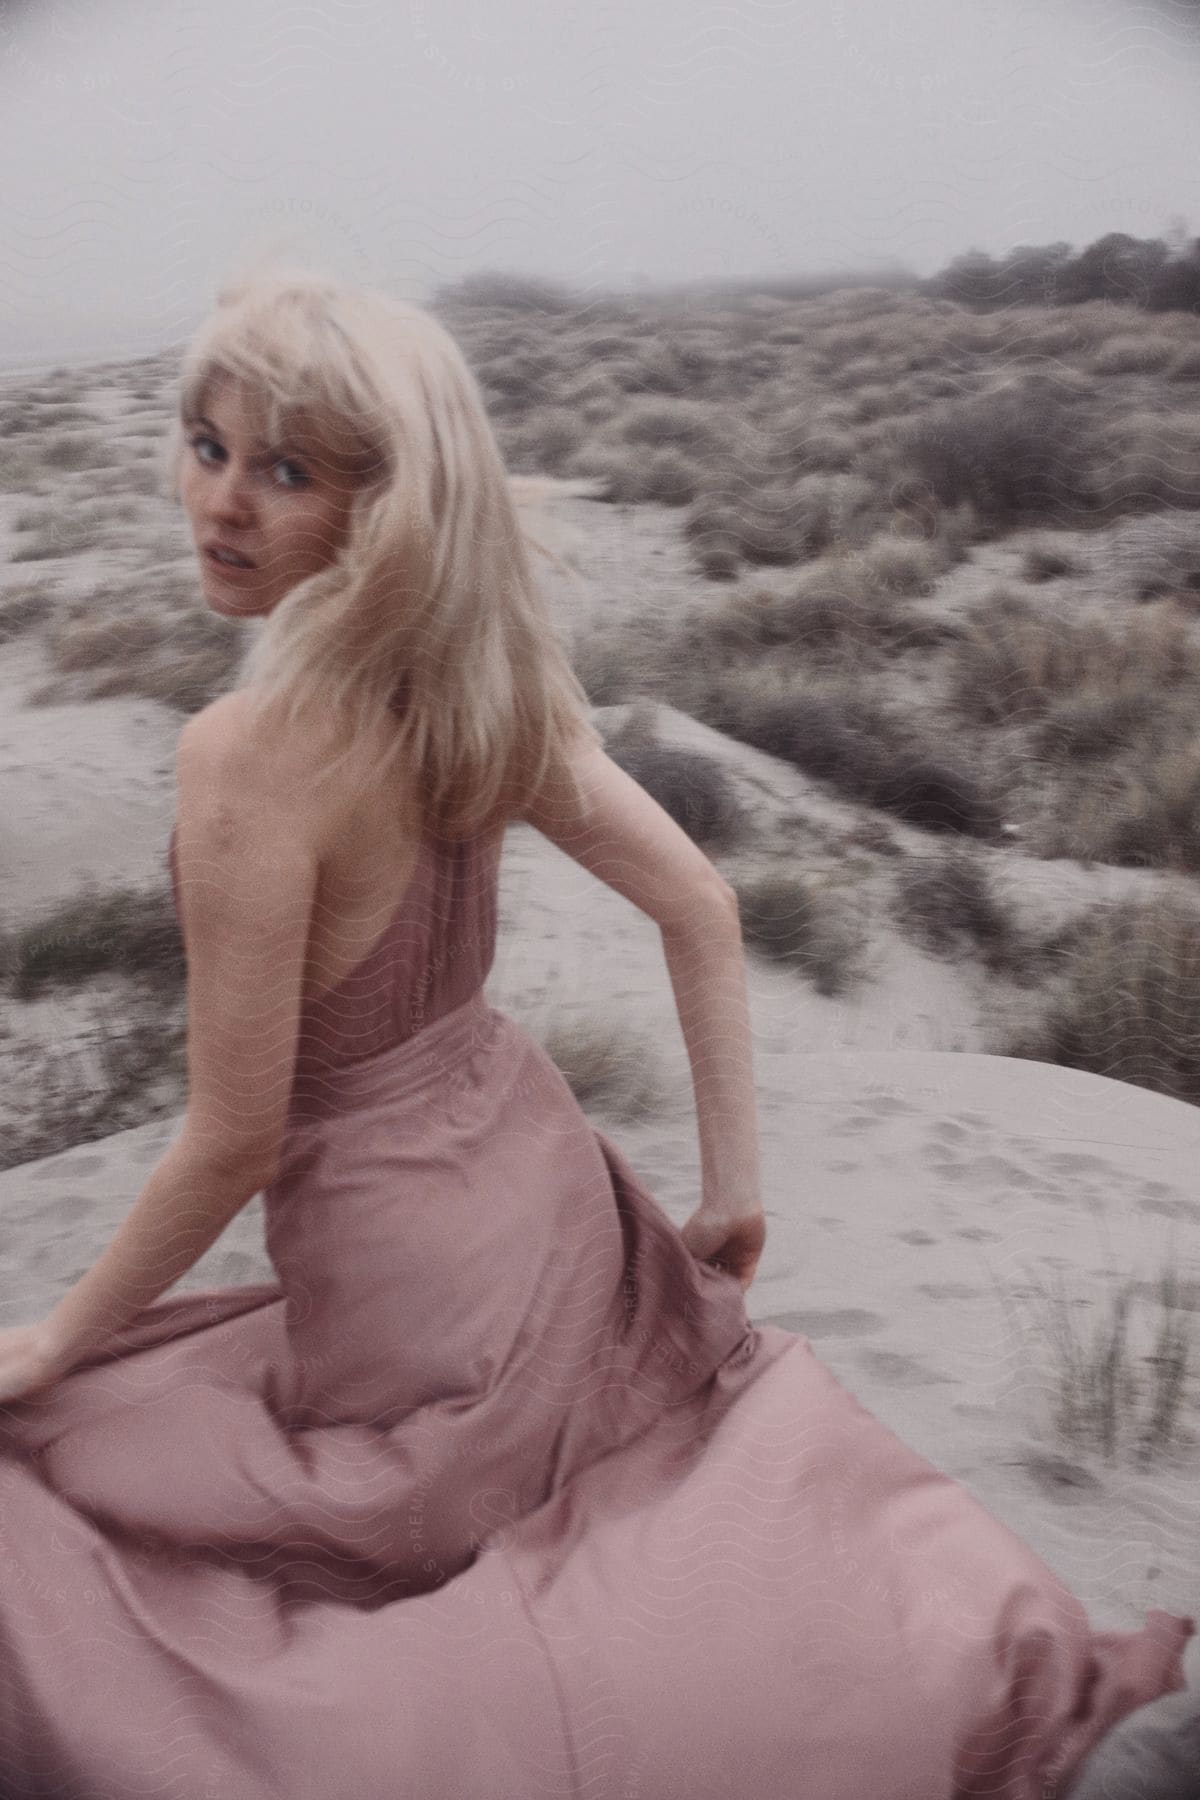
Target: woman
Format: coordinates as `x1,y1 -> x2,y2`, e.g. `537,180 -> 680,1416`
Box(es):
0,263 -> 1192,1798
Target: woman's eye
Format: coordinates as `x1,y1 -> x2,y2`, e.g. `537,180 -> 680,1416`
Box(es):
187,434 -> 308,490
273,459 -> 309,490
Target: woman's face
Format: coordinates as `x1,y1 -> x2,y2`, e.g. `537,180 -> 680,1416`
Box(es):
178,373 -> 361,619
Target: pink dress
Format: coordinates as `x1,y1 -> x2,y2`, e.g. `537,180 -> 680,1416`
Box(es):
0,822 -> 1192,1798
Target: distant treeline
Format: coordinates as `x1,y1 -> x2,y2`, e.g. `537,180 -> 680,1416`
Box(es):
435,228 -> 1200,317
926,231 -> 1200,314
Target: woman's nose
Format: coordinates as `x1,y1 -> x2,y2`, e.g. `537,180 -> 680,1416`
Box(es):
209,463 -> 256,522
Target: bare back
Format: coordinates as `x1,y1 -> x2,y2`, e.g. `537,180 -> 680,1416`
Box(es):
205,688 -> 502,1012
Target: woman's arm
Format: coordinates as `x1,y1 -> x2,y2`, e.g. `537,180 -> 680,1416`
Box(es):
661,890 -> 761,1215
41,1138 -> 266,1372
521,725 -> 766,1281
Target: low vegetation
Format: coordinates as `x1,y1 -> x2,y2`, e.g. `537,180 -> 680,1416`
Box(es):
5,249 -> 1200,1377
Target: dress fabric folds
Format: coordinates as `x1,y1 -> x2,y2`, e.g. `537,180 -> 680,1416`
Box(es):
0,822 -> 1192,1799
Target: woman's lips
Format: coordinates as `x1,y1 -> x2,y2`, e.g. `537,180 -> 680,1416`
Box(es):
205,547 -> 257,576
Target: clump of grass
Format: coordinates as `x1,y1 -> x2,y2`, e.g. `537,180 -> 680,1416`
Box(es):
1001,1257 -> 1195,1467
0,578 -> 58,643
668,671 -> 1006,840
683,471 -> 880,575
1005,890 -> 1200,1104
612,396 -> 721,454
853,530 -> 947,596
699,553 -> 956,666
1037,687 -> 1158,761
37,429 -> 112,473
1088,334 -> 1178,377
890,843 -> 1029,978
1116,512 -> 1200,604
39,590 -> 244,713
571,615 -> 674,707
571,625 -> 645,707
1167,344 -> 1200,381
894,380 -> 1100,530
948,592 -> 1196,726
730,870 -> 868,996
10,497 -> 141,561
1058,741 -> 1200,872
574,443 -> 702,506
0,992 -> 188,1173
700,564 -> 883,659
1,881 -> 185,1001
1021,538 -> 1086,582
536,1012 -> 666,1122
1092,409 -> 1200,515
507,405 -> 585,475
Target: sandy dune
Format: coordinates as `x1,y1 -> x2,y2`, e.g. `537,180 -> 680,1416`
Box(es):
1,423 -> 1197,1687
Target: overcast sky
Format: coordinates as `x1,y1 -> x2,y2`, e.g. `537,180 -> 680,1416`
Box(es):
1,0 -> 1198,369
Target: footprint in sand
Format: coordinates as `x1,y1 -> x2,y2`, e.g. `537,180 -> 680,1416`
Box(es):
938,1151 -> 1040,1187
929,1120 -> 974,1145
760,1307 -> 884,1338
1017,1450 -> 1103,1498
896,1228 -> 938,1246
858,1092 -> 922,1118
1039,1151 -> 1117,1178
1138,1195 -> 1198,1220
857,1349 -> 953,1386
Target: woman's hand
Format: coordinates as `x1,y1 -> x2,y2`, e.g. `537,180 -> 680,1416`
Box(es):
0,1322 -> 70,1405
680,1205 -> 766,1293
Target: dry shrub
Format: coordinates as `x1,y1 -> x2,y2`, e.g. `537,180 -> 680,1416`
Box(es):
1022,539 -> 1087,582
895,380 -> 1100,528
1007,889 -> 1200,1105
1002,1259 -> 1195,1467
1091,410 -> 1200,514
731,870 -> 867,996
949,594 -> 1197,725
10,497 -> 140,561
1167,345 -> 1200,381
0,578 -> 58,643
508,406 -> 586,474
536,1012 -> 665,1122
3,881 -> 185,1000
1088,334 -> 1177,376
42,589 -> 243,713
572,443 -> 701,506
666,669 -> 1005,839
683,471 -> 879,572
890,843 -> 1028,977
0,993 -> 188,1172
1037,687 -> 1158,760
1065,741 -> 1200,873
615,396 -> 723,455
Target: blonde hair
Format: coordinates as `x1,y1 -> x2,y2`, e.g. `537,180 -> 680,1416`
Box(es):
165,259 -> 602,840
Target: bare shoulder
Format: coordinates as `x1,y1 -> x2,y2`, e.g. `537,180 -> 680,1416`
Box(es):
175,691 -> 320,823
175,691 -> 408,862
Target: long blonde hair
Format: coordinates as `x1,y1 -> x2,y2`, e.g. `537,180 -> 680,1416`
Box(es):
165,259 -> 601,840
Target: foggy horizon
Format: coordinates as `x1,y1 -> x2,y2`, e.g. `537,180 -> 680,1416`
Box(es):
1,0 -> 1198,373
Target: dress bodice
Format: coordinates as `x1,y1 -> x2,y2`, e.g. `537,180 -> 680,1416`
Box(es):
166,821 -> 501,1083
